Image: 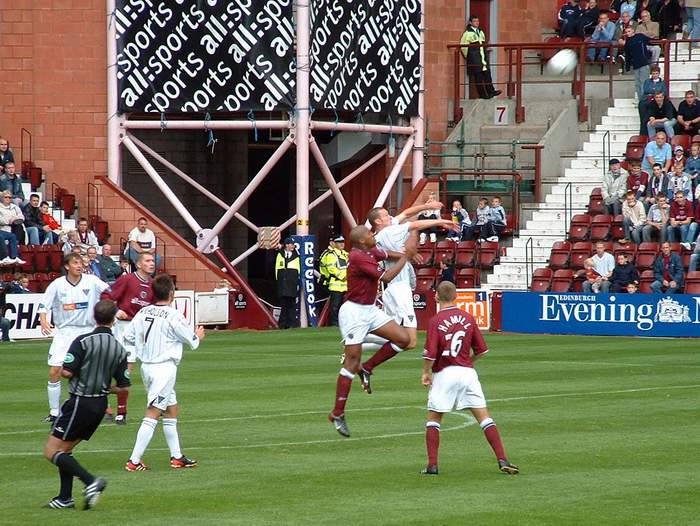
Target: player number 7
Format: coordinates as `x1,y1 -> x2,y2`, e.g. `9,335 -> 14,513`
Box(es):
144,316 -> 155,343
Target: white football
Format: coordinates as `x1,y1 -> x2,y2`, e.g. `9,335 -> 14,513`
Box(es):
547,49 -> 578,76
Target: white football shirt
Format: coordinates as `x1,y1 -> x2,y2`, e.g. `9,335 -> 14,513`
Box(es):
375,223 -> 412,285
124,304 -> 199,365
38,274 -> 109,329
127,227 -> 156,250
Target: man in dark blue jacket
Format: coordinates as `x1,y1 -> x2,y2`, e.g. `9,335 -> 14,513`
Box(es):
609,253 -> 640,292
559,0 -> 582,37
623,26 -> 651,104
651,241 -> 684,293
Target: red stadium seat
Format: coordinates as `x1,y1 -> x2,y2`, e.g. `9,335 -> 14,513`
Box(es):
611,215 -> 625,241
684,271 -> 700,294
415,268 -> 438,292
628,135 -> 649,145
530,268 -> 553,292
625,144 -> 645,162
33,246 -> 50,272
693,134 -> 700,144
636,242 -> 659,271
570,241 -> 593,270
568,214 -> 591,242
434,240 -> 456,265
681,243 -> 694,269
672,135 -> 691,153
2,273 -> 14,282
48,246 -> 64,272
548,241 -> 571,270
587,194 -> 605,216
590,187 -> 602,197
455,268 -> 479,289
455,241 -> 477,268
639,269 -> 655,293
590,215 -> 612,241
414,247 -> 434,268
27,280 -> 41,293
477,241 -> 499,269
669,242 -> 682,255
62,193 -> 76,217
550,269 -> 574,292
613,242 -> 637,264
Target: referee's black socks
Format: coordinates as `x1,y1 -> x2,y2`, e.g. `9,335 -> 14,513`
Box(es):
52,451 -> 95,486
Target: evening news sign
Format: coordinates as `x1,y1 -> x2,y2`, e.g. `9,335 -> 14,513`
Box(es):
502,292 -> 700,337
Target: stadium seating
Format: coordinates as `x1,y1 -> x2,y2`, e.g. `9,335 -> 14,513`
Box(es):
434,240 -> 455,265
635,242 -> 659,271
672,135 -> 691,153
455,241 -> 477,268
611,215 -> 625,240
548,241 -> 571,270
415,268 -> 438,292
455,268 -> 479,288
684,271 -> 700,294
613,242 -> 636,264
590,215 -> 612,241
639,269 -> 655,293
414,246 -> 434,268
570,241 -> 592,270
568,214 -> 591,241
587,188 -> 605,215
477,241 -> 499,269
693,134 -> 700,144
681,245 -> 694,269
550,269 -> 574,292
628,135 -> 649,145
530,268 -> 552,292
625,143 -> 645,162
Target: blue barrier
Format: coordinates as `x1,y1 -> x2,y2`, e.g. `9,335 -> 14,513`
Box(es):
501,292 -> 700,337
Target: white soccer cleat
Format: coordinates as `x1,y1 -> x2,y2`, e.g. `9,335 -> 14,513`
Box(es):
12,257 -> 27,265
0,257 -> 13,265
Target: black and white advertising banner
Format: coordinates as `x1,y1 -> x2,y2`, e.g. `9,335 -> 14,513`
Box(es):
309,0 -> 421,116
115,0 -> 295,113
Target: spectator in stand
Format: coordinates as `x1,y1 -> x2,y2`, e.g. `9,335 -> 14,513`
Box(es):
75,217 -> 99,255
438,257 -> 456,285
645,92 -> 677,138
576,0 -> 600,37
474,197 -> 497,243
621,25 -> 650,103
642,131 -> 672,173
11,274 -> 31,294
602,158 -> 629,215
635,0 -> 660,21
626,281 -> 639,293
583,241 -> 615,292
622,190 -> 647,243
615,0 -> 640,18
671,144 -> 686,170
460,16 -> 501,99
586,12 -> 617,62
85,247 -> 104,280
687,0 -> 700,46
0,191 -> 25,265
449,199 -> 474,241
583,258 -> 602,293
639,66 -> 666,133
38,201 -> 61,244
668,161 -> 692,200
651,241 -> 684,292
559,0 -> 582,38
0,138 -> 14,177
667,190 -> 697,245
126,217 -> 161,268
658,0 -> 682,39
645,163 -> 671,209
417,193 -> 442,245
489,196 -> 508,239
0,162 -> 25,207
687,206 -> 700,269
627,160 -> 649,201
95,243 -> 123,284
636,10 -> 661,63
686,142 -> 700,188
643,192 -> 670,241
615,12 -> 638,62
23,193 -> 50,246
0,304 -> 11,342
676,90 -> 700,136
275,237 -> 300,329
609,252 -> 640,292
61,230 -> 80,256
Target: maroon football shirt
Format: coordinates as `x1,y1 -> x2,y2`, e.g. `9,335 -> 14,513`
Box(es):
344,247 -> 387,305
422,306 -> 488,373
101,272 -> 153,320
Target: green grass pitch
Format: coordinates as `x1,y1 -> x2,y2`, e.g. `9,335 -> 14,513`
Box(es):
2,329 -> 699,525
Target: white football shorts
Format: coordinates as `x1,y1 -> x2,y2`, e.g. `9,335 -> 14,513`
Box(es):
47,326 -> 94,367
428,366 -> 486,413
338,301 -> 393,345
112,318 -> 136,363
140,361 -> 178,411
382,281 -> 417,328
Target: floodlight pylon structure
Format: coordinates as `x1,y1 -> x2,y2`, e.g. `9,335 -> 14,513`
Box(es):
106,0 -> 426,327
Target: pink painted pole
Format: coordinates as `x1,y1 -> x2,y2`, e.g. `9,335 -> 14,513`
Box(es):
121,135 -> 203,234
198,136 -> 294,251
106,0 -> 122,185
373,137 -> 415,209
129,135 -> 259,233
312,121 -> 414,135
229,148 -> 387,267
121,120 -> 289,130
308,137 -> 357,228
410,0 -> 425,188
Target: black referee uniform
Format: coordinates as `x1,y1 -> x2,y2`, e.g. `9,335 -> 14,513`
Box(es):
53,327 -> 130,442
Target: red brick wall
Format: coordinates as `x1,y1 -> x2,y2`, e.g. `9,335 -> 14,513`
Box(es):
499,1 -> 558,43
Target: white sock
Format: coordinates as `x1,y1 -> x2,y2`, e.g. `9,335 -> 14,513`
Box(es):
162,418 -> 182,459
47,381 -> 61,416
361,334 -> 388,353
361,343 -> 383,353
130,417 -> 158,464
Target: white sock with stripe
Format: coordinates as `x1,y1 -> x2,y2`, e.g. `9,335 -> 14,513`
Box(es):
47,381 -> 61,416
130,417 -> 158,464
162,418 -> 182,459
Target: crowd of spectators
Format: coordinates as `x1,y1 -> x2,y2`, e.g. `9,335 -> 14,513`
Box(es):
446,196 -> 509,243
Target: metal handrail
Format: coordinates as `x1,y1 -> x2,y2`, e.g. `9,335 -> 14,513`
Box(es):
525,236 -> 534,290
20,128 -> 31,169
601,130 -> 610,179
87,182 -> 99,224
563,182 -> 573,237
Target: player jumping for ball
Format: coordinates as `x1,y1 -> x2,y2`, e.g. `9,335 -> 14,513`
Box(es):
329,225 -> 417,437
420,281 -> 518,475
358,206 -> 457,394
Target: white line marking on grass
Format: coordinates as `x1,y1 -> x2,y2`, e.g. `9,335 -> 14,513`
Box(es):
490,383 -> 700,403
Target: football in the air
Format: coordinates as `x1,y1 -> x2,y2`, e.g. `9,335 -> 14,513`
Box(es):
547,49 -> 578,76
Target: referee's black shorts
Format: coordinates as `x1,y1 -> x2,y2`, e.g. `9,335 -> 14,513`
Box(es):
51,395 -> 108,442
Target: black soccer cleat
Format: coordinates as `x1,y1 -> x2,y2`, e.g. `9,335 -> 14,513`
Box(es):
43,497 -> 75,509
170,455 -> 198,469
43,414 -> 57,424
498,459 -> 519,475
328,413 -> 351,437
420,465 -> 439,475
83,477 -> 107,510
358,368 -> 373,394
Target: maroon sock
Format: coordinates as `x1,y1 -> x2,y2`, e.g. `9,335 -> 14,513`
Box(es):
481,419 -> 506,460
426,423 -> 440,466
332,369 -> 354,417
362,342 -> 399,373
117,390 -> 129,415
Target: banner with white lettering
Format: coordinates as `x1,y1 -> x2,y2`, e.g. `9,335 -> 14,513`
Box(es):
292,235 -> 318,327
5,293 -> 49,339
502,292 -> 700,337
115,0 -> 295,113
309,0 -> 421,116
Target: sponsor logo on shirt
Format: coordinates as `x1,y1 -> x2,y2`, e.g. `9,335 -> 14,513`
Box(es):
63,353 -> 75,363
63,302 -> 89,311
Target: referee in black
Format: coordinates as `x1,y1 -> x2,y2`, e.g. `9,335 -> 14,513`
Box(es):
43,299 -> 130,510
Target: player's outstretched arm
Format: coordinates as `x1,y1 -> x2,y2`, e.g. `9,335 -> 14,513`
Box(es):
408,219 -> 459,233
395,202 -> 444,223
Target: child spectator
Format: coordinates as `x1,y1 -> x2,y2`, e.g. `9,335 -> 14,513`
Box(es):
668,162 -> 692,201
626,282 -> 639,294
621,190 -> 647,244
583,258 -> 601,293
671,145 -> 686,169
609,253 -> 640,292
474,197 -> 497,242
686,143 -> 700,189
643,193 -> 669,242
76,217 -> 99,255
449,199 -> 474,241
438,257 -> 456,284
489,196 -> 508,238
417,193 -> 442,244
626,160 -> 649,201
39,201 -> 62,244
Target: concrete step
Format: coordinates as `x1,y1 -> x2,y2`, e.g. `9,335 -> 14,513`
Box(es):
525,219 -> 569,233
549,182 -> 599,195
530,209 -> 573,222
506,246 -> 554,259
511,236 -> 562,249
607,107 -> 641,117
582,141 -> 628,153
613,98 -> 637,108
594,123 -> 640,132
588,131 -> 636,142
601,115 -> 640,126
486,273 -> 530,286
570,158 -> 607,169
545,193 -> 590,205
562,166 -> 605,178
